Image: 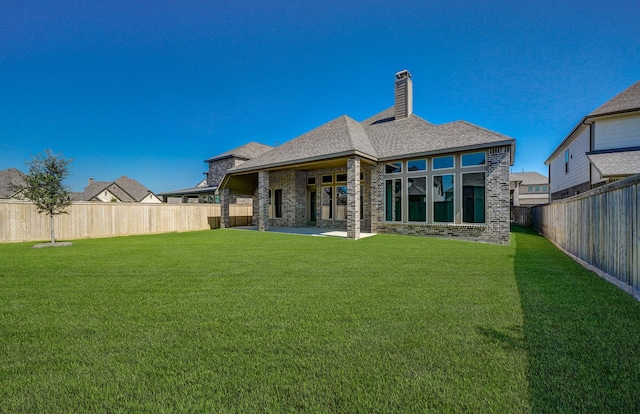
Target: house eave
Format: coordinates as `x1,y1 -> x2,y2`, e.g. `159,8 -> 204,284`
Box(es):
378,140 -> 516,165
227,150 -> 379,175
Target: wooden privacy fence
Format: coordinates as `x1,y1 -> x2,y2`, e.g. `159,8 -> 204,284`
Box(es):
511,206 -> 531,227
531,175 -> 639,299
0,201 -> 253,243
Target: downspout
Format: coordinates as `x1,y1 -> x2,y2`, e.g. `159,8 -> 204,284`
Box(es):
584,118 -> 594,188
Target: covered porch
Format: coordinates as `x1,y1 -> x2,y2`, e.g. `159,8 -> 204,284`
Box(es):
219,155 -> 377,240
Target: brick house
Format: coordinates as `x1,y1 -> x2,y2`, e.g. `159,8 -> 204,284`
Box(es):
219,71 -> 515,244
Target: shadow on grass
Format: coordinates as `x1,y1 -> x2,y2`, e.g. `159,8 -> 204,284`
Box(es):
512,225 -> 640,412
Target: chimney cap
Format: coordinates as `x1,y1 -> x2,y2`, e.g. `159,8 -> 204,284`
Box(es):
395,70 -> 412,80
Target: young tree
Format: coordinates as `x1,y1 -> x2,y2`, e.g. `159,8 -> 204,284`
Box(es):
20,149 -> 73,244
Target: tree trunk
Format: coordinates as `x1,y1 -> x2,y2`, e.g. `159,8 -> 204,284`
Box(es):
50,214 -> 55,244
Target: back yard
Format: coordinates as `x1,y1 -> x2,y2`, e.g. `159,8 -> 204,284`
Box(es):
1,227 -> 639,412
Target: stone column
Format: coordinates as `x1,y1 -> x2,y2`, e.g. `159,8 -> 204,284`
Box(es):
258,170 -> 270,231
369,163 -> 384,233
220,188 -> 230,229
347,156 -> 361,240
486,146 -> 511,245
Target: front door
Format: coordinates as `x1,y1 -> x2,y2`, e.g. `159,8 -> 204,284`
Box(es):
308,190 -> 316,225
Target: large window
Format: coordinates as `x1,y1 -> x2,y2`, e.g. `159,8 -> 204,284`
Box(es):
408,177 -> 427,222
322,187 -> 333,219
382,153 -> 487,225
385,179 -> 402,221
462,172 -> 485,223
433,174 -> 454,222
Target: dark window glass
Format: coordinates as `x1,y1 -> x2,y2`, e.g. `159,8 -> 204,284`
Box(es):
385,162 -> 402,174
433,174 -> 454,222
462,173 -> 485,223
407,159 -> 426,171
408,177 -> 427,222
322,175 -> 333,184
461,152 -> 486,167
336,174 -> 347,182
274,189 -> 283,218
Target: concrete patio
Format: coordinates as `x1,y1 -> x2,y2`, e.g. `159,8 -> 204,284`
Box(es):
229,226 -> 376,239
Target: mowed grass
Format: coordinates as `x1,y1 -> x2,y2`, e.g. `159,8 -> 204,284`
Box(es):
1,227 -> 639,412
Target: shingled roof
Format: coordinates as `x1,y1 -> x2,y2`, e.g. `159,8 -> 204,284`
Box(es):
587,148 -> 640,178
0,168 -> 26,198
510,172 -> 548,185
589,80 -> 640,116
205,142 -> 274,163
229,107 -> 515,174
71,176 -> 155,202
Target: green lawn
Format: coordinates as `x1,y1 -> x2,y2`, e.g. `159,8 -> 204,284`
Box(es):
1,227 -> 639,412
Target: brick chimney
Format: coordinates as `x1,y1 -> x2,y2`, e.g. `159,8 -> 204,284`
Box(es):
89,177 -> 94,185
394,70 -> 413,120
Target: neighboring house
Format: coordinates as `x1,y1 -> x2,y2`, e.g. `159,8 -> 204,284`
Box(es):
0,168 -> 26,199
159,142 -> 273,203
70,176 -> 161,203
218,70 -> 515,244
510,172 -> 549,207
546,80 -> 640,200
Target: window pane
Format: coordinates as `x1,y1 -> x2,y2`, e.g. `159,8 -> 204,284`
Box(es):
394,180 -> 402,221
322,187 -> 333,219
385,162 -> 402,174
385,179 -> 402,221
408,177 -> 426,222
336,185 -> 347,220
322,175 -> 333,184
433,175 -> 454,222
463,173 -> 485,223
407,159 -> 426,171
335,174 -> 347,182
433,156 -> 454,170
274,189 -> 283,218
307,177 -> 316,185
461,152 -> 486,166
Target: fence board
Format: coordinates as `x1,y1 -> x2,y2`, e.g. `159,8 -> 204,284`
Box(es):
532,175 -> 640,298
0,201 -> 253,243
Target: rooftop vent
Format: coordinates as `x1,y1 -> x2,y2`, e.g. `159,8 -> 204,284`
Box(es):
394,70 -> 413,120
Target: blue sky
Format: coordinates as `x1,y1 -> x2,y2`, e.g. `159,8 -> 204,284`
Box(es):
1,0 -> 638,193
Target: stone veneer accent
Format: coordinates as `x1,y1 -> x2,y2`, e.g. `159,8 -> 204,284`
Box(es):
347,157 -> 361,239
257,171 -> 270,231
207,158 -> 241,187
220,188 -> 230,229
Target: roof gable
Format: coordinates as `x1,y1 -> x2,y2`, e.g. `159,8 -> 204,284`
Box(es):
363,108 -> 514,160
0,168 -> 26,198
589,80 -> 640,116
76,176 -> 154,202
230,115 -> 379,172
